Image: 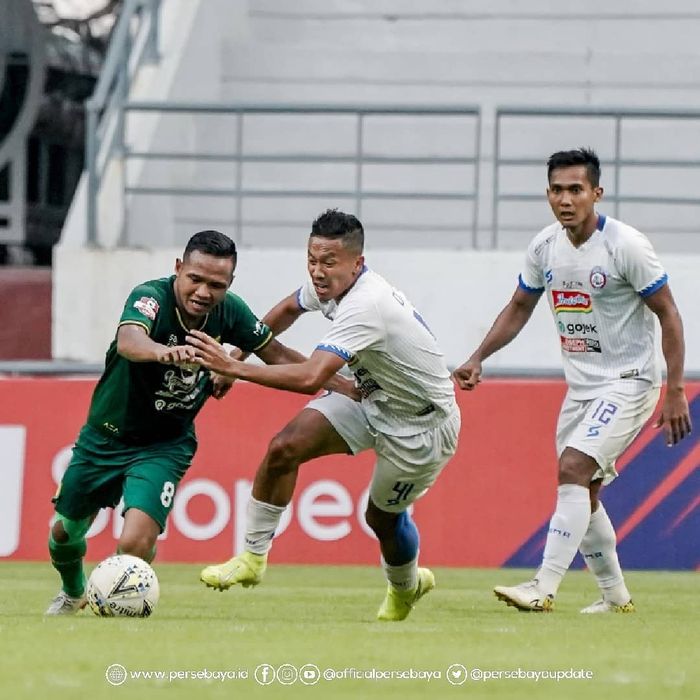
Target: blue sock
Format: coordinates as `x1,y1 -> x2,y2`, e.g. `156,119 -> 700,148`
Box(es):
381,512 -> 421,591
393,511 -> 420,565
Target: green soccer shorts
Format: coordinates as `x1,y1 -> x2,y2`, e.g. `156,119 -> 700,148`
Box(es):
53,424 -> 197,532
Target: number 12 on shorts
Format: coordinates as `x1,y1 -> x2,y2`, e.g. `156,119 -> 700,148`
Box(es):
586,400 -> 619,437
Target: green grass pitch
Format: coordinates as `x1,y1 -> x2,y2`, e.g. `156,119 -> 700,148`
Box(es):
1,562 -> 697,699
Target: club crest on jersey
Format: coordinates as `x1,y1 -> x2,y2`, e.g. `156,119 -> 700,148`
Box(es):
589,266 -> 607,289
133,296 -> 159,320
552,290 -> 592,313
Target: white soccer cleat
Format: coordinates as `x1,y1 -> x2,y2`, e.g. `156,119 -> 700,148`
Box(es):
580,598 -> 635,614
494,579 -> 554,612
45,590 -> 87,615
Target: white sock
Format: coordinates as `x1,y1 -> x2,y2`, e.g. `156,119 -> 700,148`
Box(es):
537,484 -> 591,596
382,556 -> 418,591
579,502 -> 631,605
244,497 -> 286,555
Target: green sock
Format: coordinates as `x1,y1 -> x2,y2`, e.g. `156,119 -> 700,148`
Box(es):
49,533 -> 87,598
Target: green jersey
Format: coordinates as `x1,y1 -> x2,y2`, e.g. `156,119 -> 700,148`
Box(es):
86,276 -> 272,444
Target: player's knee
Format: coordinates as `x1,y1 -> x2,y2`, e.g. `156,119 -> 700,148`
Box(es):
558,452 -> 593,485
118,533 -> 156,561
51,518 -> 69,544
264,431 -> 306,472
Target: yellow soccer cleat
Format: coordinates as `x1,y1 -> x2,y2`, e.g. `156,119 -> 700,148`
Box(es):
200,551 -> 267,591
377,567 -> 435,621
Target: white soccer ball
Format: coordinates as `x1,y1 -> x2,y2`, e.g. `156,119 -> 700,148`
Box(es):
87,554 -> 160,618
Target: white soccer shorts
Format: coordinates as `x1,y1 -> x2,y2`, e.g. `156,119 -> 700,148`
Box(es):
556,385 -> 660,485
306,391 -> 460,513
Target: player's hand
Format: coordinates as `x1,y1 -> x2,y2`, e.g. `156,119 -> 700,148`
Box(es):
329,376 -> 362,402
157,344 -> 198,367
186,330 -> 241,377
209,345 -> 244,399
654,387 -> 692,446
210,372 -> 235,399
452,358 -> 482,391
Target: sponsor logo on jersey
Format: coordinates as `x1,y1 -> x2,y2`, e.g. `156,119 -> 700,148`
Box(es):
254,320 -> 266,336
557,321 -> 598,335
560,337 -> 602,353
133,296 -> 159,320
545,269 -> 553,286
589,266 -> 607,289
561,280 -> 584,289
552,290 -> 592,313
534,234 -> 555,256
352,366 -> 383,398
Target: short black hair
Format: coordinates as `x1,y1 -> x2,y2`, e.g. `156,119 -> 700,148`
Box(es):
183,230 -> 237,262
547,147 -> 601,188
310,209 -> 364,254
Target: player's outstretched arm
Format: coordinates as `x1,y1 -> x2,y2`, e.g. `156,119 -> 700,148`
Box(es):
643,285 -> 692,445
453,287 -> 540,390
188,330 -> 346,395
117,324 -> 196,365
256,340 -> 359,399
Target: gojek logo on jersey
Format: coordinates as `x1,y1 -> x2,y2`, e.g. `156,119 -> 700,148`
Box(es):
552,290 -> 592,313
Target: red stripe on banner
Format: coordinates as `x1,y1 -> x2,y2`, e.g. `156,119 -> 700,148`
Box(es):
617,442 -> 700,542
667,494 -> 700,533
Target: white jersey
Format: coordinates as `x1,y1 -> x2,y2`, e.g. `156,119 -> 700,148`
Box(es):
520,214 -> 666,400
297,268 -> 456,436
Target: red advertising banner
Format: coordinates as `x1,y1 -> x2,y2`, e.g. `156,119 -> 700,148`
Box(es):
1,378 -> 697,568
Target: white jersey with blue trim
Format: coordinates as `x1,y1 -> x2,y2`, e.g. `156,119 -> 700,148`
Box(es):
519,214 -> 666,399
297,268 -> 456,436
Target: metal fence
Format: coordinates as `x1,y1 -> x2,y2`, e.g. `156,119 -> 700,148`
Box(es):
492,106 -> 700,248
83,3 -> 700,250
121,101 -> 482,247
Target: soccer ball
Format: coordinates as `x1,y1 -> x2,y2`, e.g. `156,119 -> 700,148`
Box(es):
86,554 -> 160,618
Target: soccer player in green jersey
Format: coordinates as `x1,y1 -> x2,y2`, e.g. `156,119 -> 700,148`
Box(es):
46,229 -> 354,615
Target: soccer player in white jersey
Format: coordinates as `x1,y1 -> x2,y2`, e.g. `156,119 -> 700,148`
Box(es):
454,148 -> 692,614
187,209 -> 461,621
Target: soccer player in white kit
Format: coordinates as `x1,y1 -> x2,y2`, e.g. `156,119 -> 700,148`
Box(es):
454,148 -> 692,613
188,209 -> 461,621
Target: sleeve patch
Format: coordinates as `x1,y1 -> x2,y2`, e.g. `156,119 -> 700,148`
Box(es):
133,296 -> 159,320
252,330 -> 274,352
